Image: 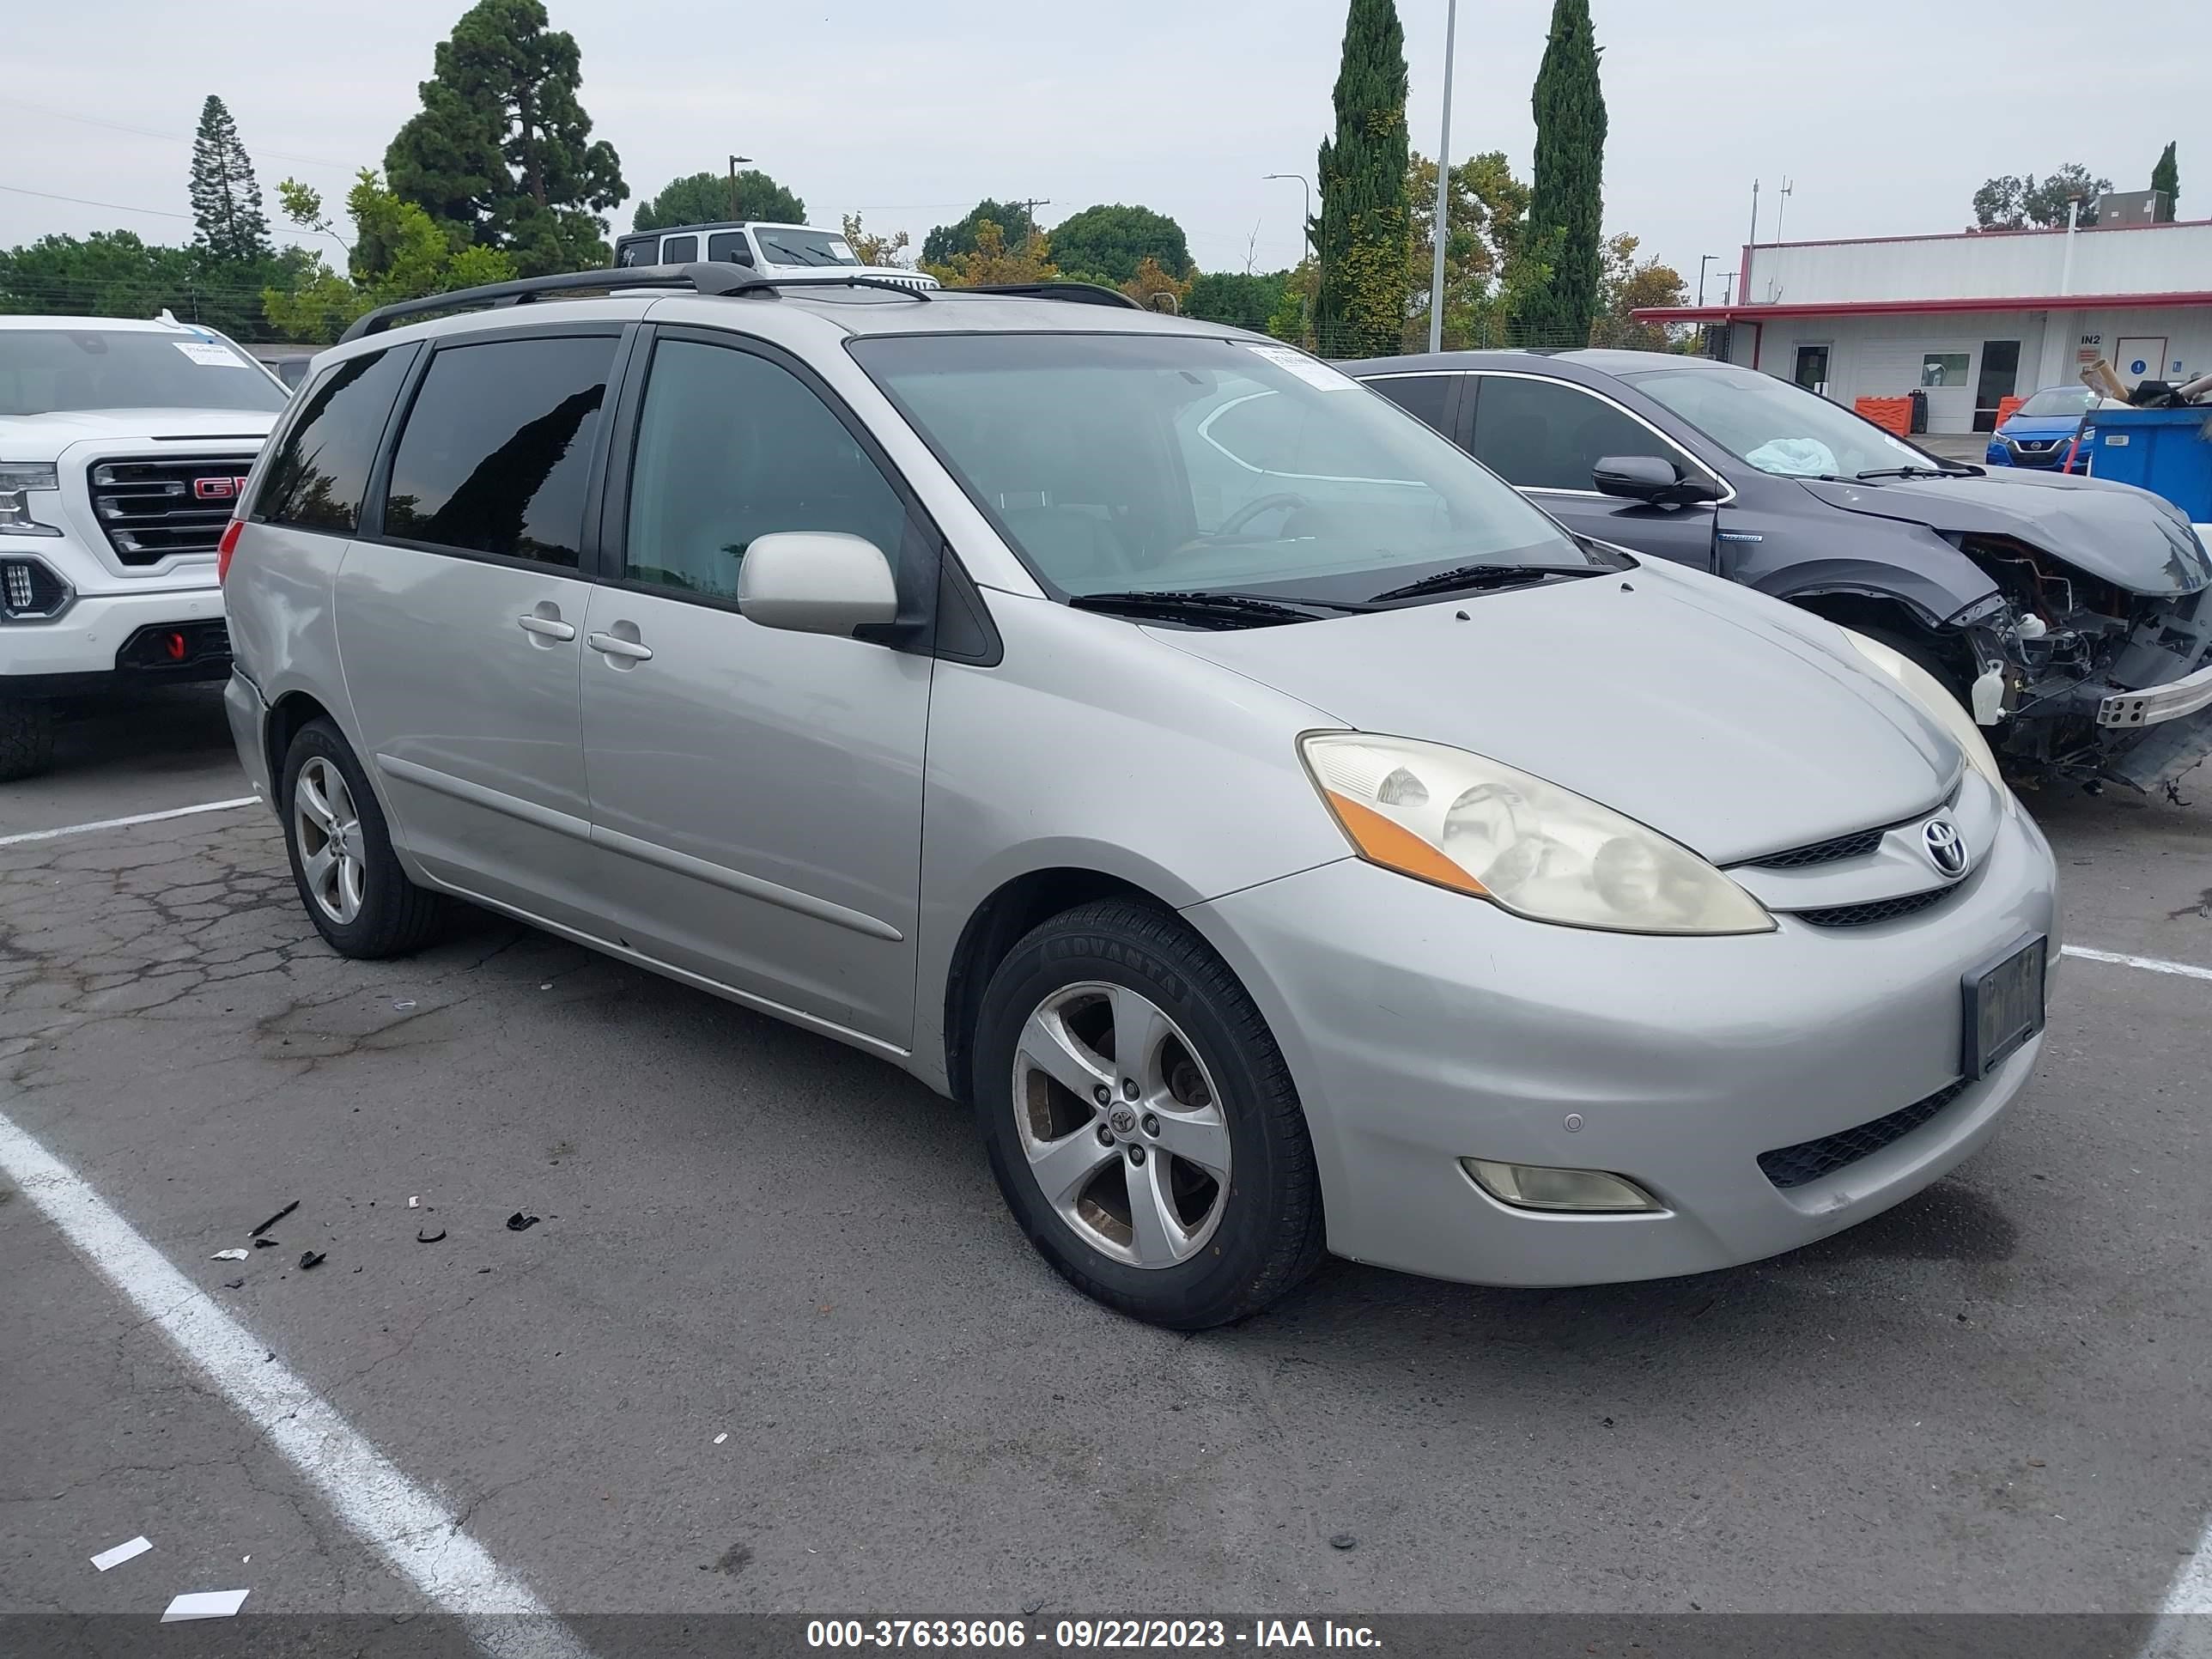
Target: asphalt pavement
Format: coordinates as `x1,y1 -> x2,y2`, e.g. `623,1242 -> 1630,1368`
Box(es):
2,684 -> 2209,1640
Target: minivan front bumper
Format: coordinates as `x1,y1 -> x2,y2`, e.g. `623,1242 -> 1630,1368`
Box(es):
1184,796 -> 2058,1289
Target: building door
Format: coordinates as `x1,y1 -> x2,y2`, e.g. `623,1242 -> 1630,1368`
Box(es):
1792,344 -> 1831,396
1972,340 -> 2021,431
2113,337 -> 2170,390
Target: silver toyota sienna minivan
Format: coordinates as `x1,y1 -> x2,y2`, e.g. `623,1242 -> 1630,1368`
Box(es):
218,267 -> 2060,1328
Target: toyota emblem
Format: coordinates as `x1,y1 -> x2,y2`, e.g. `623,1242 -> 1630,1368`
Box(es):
1922,818 -> 1968,878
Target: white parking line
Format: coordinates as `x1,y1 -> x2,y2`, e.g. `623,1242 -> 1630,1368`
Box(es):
0,1108 -> 593,1659
2061,945 -> 2212,984
0,796 -> 258,848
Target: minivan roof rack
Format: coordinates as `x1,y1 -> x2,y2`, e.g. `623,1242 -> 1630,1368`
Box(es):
956,282 -> 1142,310
337,262 -> 932,343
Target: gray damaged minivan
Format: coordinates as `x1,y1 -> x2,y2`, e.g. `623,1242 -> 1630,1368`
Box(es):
219,266 -> 2059,1327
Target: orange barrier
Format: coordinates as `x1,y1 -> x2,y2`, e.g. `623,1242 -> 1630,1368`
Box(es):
1855,396 -> 1913,436
1993,395 -> 2027,429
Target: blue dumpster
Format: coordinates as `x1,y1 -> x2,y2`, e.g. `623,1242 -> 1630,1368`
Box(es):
2081,405 -> 2212,522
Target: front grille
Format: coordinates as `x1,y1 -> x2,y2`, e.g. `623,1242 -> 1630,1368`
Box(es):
87,456 -> 256,565
1759,1079 -> 1970,1189
1790,887 -> 1954,928
2012,438 -> 2057,453
1751,826 -> 1885,870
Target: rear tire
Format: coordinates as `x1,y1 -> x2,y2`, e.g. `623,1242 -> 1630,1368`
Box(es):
974,899 -> 1324,1328
0,696 -> 55,782
279,719 -> 445,957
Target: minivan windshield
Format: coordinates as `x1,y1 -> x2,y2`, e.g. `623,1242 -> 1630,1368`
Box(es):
755,227 -> 860,267
0,328 -> 287,416
1629,363 -> 1941,479
2015,386 -> 2097,418
852,332 -> 1596,604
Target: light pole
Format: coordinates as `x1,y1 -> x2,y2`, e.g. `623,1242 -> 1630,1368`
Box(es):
1697,253 -> 1717,308
1264,173 -> 1316,343
1426,0 -> 1458,354
727,155 -> 753,222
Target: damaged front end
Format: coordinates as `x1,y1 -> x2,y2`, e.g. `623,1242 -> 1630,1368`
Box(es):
1948,531 -> 2212,794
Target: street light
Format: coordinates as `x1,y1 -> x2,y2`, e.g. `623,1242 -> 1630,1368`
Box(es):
1697,253 -> 1717,308
727,154 -> 753,222
1426,0 -> 1458,354
1264,173 -> 1316,344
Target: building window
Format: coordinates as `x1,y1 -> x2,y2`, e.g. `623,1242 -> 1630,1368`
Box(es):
1920,353 -> 1971,388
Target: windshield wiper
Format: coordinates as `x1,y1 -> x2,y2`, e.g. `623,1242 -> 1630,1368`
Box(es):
1854,465 -> 1981,481
1069,589 -> 1332,629
1368,562 -> 1606,605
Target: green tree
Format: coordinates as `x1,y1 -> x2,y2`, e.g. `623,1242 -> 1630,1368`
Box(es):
1315,0 -> 1412,357
634,169 -> 804,232
921,200 -> 1038,267
1186,270 -> 1290,331
1520,0 -> 1607,346
0,230 -> 307,343
385,0 -> 627,275
263,171 -> 516,343
1972,162 -> 2112,229
1594,232 -> 1686,350
1047,204 -> 1190,286
841,213 -> 909,267
2152,141 -> 2179,219
921,219 -> 1056,288
189,96 -> 272,264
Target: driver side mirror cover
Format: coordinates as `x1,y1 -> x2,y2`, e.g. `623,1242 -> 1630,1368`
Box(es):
1593,454 -> 1720,505
736,532 -> 899,636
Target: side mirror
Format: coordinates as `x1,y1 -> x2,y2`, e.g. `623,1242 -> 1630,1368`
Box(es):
736,532 -> 898,636
1593,454 -> 1719,505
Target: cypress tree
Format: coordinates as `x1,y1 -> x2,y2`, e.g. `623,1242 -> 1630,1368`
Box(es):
1520,0 -> 1607,344
189,96 -> 273,264
2152,141 -> 2179,219
1314,0 -> 1411,357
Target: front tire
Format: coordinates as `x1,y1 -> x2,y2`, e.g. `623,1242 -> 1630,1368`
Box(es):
974,899 -> 1323,1328
279,719 -> 444,957
0,696 -> 56,782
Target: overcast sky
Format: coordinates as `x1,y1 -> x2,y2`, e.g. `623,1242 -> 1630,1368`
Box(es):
8,0 -> 2203,297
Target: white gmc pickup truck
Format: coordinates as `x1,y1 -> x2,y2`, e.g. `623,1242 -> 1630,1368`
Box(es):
1,314 -> 289,781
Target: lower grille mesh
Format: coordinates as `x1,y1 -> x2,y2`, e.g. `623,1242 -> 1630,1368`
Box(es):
1791,888 -> 1954,928
1758,1079 -> 1970,1189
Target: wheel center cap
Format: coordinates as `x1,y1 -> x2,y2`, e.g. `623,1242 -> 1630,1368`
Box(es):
1107,1104 -> 1138,1138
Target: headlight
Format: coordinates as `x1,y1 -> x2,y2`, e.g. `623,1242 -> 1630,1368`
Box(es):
1841,629 -> 2004,791
0,463 -> 62,538
1298,732 -> 1775,935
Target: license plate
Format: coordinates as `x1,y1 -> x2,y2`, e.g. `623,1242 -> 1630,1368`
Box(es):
1963,936 -> 2047,1079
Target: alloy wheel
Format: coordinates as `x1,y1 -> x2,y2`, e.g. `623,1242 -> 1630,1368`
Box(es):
293,756 -> 367,926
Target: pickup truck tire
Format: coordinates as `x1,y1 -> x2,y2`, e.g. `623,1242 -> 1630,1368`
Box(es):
0,696 -> 56,783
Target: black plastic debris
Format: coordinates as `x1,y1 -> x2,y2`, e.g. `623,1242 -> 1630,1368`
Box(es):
416,1227 -> 447,1244
505,1212 -> 540,1232
1329,1534 -> 1357,1551
252,1237 -> 280,1249
250,1200 -> 299,1237
298,1250 -> 326,1270
222,1279 -> 245,1290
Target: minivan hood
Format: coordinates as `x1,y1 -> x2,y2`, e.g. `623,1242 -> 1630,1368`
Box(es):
0,407 -> 278,460
1153,562 -> 1957,865
1796,470 -> 2211,597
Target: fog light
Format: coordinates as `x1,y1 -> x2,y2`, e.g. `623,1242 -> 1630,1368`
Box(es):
3,562 -> 29,610
1462,1158 -> 1662,1213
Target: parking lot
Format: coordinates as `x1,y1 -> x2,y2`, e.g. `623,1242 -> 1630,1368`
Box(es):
3,684 -> 2210,1635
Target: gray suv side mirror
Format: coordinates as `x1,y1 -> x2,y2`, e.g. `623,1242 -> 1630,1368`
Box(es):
1593,454 -> 1722,506
736,532 -> 899,636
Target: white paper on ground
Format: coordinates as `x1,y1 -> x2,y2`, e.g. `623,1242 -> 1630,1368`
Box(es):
713,1432 -> 728,1444
210,1248 -> 249,1261
1245,343 -> 1359,391
161,1589 -> 250,1622
88,1535 -> 151,1571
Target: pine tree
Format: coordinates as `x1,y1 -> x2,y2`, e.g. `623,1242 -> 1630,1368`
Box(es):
189,96 -> 272,264
1314,0 -> 1412,357
2152,141 -> 2179,220
1520,0 -> 1607,345
385,0 -> 628,276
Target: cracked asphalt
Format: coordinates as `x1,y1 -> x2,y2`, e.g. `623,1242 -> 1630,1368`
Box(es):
3,683 -> 2210,1624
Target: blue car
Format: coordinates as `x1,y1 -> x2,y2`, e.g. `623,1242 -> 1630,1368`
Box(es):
1986,384 -> 2099,469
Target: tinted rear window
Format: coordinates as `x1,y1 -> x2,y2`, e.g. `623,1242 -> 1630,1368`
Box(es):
381,334 -> 617,567
255,345 -> 416,534
1364,373 -> 1455,433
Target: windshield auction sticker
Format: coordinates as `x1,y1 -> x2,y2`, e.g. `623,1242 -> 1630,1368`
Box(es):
1245,343 -> 1359,391
173,341 -> 252,368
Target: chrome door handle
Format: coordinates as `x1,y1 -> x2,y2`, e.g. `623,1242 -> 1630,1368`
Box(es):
586,630 -> 653,661
517,614 -> 576,641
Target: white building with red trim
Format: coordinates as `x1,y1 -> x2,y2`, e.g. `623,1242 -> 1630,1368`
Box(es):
1632,217 -> 2212,435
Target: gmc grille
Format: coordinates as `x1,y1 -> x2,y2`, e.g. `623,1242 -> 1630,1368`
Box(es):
88,456 -> 257,566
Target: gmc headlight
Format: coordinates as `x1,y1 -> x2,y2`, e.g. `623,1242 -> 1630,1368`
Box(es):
0,463 -> 63,538
1841,629 -> 2004,791
1299,732 -> 1774,935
